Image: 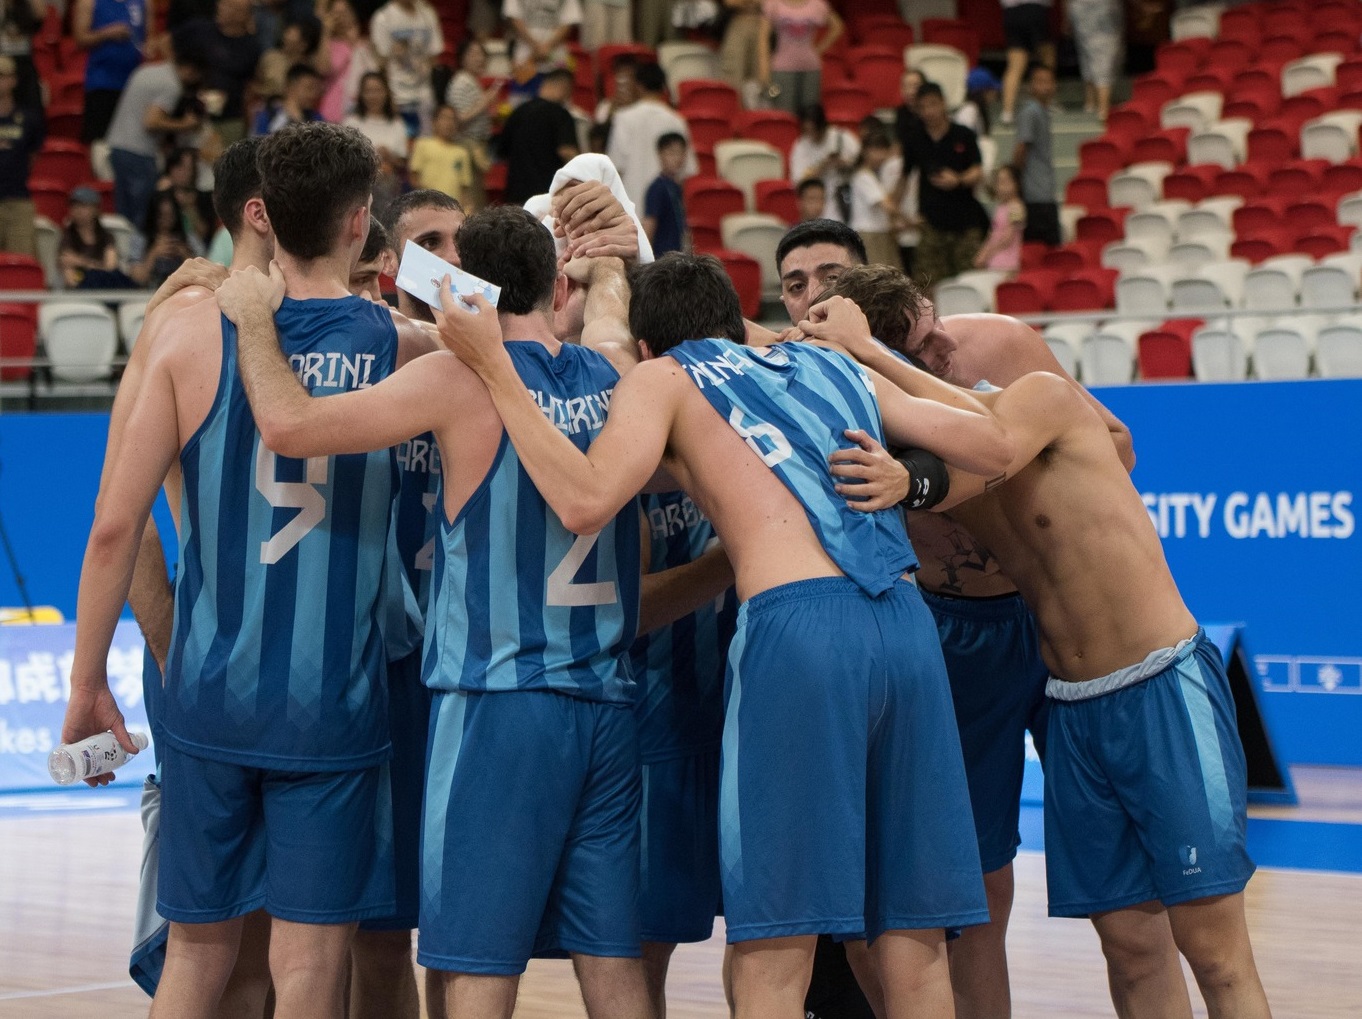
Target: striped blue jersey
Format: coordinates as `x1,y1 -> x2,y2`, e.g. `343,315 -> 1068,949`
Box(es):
422,340 -> 640,703
667,338 -> 918,596
164,296 -> 399,770
629,491 -> 737,762
377,433 -> 443,662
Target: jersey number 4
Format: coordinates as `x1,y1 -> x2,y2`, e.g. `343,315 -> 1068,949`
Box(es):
256,443 -> 328,565
547,533 -> 617,607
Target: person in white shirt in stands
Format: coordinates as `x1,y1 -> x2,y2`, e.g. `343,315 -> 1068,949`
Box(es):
504,0 -> 582,71
848,127 -> 901,269
789,103 -> 859,225
581,0 -> 631,51
607,62 -> 696,210
344,71 -> 409,221
369,0 -> 443,136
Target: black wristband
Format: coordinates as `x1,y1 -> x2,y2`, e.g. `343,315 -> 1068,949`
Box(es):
897,448 -> 951,511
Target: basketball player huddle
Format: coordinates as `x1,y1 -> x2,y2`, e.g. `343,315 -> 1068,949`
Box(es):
65,122 -> 1272,1019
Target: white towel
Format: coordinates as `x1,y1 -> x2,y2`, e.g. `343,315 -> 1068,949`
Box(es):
523,153 -> 655,264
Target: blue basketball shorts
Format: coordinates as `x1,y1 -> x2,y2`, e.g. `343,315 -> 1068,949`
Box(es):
417,690 -> 642,975
721,577 -> 989,944
157,744 -> 395,925
1044,629 -> 1256,918
361,650 -> 432,933
639,748 -> 722,944
130,774 -> 168,997
921,590 -> 1050,873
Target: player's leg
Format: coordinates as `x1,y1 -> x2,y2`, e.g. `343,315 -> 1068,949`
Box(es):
1167,894 -> 1271,1018
574,954 -> 656,1019
641,942 -> 678,1017
1090,903 -> 1193,1019
150,918 -> 246,1018
870,930 -> 953,1019
839,939 -> 886,1018
349,929 -> 418,1019
424,969 -> 447,1019
949,864 -> 1013,1019
731,936 -> 819,1018
267,919 -> 357,1019
218,909 -> 273,1017
441,972 -> 519,1018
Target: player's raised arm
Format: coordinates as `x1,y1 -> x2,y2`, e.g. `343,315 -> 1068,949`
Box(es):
567,255 -> 640,372
217,262 -> 454,459
436,287 -> 675,535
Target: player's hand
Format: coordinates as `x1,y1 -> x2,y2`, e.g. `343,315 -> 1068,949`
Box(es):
774,325 -> 805,343
61,684 -> 137,788
216,261 -> 286,324
145,257 -> 229,316
566,221 -> 640,263
563,254 -> 625,287
434,282 -> 507,375
830,428 -> 910,512
798,295 -> 877,360
553,180 -> 627,238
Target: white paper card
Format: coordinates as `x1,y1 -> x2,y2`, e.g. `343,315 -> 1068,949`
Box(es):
395,240 -> 501,311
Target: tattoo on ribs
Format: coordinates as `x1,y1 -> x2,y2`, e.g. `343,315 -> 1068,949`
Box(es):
937,527 -> 999,595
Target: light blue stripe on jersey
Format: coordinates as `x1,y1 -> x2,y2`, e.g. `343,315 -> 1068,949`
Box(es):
164,296 -> 400,770
422,691 -> 466,916
1176,657 -> 1235,841
666,339 -> 917,596
720,611 -> 750,891
422,341 -> 640,704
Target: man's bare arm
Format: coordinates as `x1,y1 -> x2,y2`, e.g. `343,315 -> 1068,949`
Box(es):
129,522 -> 174,672
569,256 -> 639,371
640,543 -> 735,635
435,290 -> 674,535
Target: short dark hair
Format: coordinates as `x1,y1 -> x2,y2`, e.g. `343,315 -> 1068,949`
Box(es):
257,122 -> 379,260
1027,61 -> 1054,80
457,36 -> 485,65
212,137 -> 264,237
357,71 -> 395,119
285,14 -> 322,55
385,188 -> 463,244
796,178 -> 825,198
612,53 -> 641,74
822,264 -> 926,354
799,104 -> 827,132
286,62 -> 322,86
917,82 -> 945,103
628,253 -> 745,355
168,26 -> 207,71
456,206 -> 558,315
862,127 -> 892,150
542,67 -> 574,88
359,217 -> 390,265
656,131 -> 686,152
635,62 -> 667,95
775,219 -> 867,274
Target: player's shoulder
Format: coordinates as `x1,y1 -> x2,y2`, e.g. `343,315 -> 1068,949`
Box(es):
944,313 -> 1055,381
150,289 -> 223,355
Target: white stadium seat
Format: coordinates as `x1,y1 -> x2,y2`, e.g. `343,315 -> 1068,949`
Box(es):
714,139 -> 784,206
1168,235 -> 1230,269
1282,53 -> 1344,98
1252,324 -> 1314,380
1170,259 -> 1250,313
1043,321 -> 1096,379
1187,118 -> 1252,168
1301,111 -> 1362,164
1161,91 -> 1223,132
1116,264 -> 1179,315
1300,264 -> 1360,309
657,42 -> 720,85
934,270 -> 1007,316
1170,5 -> 1222,41
1337,192 -> 1362,229
1081,319 -> 1158,386
38,302 -> 118,384
118,300 -> 148,352
1192,323 -> 1251,381
719,212 -> 786,299
1102,239 -> 1165,272
1059,203 -> 1084,244
904,44 -> 968,108
1316,321 -> 1362,377
33,215 -> 61,289
1242,267 -> 1300,312
1108,161 -> 1173,211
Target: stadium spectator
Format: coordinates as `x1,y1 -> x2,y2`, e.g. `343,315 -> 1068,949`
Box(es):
165,0 -> 213,30
974,164 -> 1025,271
636,0 -> 671,47
499,66 -> 579,205
900,81 -> 987,286
581,0 -> 630,51
1013,62 -> 1059,245
409,104 -> 474,207
369,0 -> 443,136
319,0 -> 374,122
158,146 -> 215,247
179,0 -> 263,144
503,0 -> 581,70
789,104 -> 857,224
720,0 -> 763,104
1069,0 -> 1121,122
642,131 -> 689,256
129,188 -> 198,288
59,186 -> 136,288
106,43 -> 204,230
607,62 -> 695,210
253,0 -> 315,52
796,177 -> 825,221
848,128 -> 900,269
1000,0 -> 1055,124
0,0 -> 44,111
253,62 -> 325,134
0,54 -> 40,258
256,13 -> 329,102
593,53 -> 639,127
955,67 -> 999,138
445,38 -> 500,209
74,0 -> 146,145
757,0 -> 842,116
343,70 -> 407,219
890,67 -> 925,211
467,0 -> 503,41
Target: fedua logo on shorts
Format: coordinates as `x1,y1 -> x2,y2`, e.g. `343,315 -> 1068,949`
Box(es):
1142,491 -> 1355,540
1180,845 -> 1201,875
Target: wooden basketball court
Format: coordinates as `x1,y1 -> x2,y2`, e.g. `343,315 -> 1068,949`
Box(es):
2,768 -> 1360,1017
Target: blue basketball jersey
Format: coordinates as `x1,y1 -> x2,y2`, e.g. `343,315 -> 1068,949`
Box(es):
164,296 -> 400,770
666,339 -> 918,596
422,341 -> 640,704
629,492 -> 737,762
394,433 -> 442,613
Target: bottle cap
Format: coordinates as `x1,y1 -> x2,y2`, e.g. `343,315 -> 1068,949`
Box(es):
129,731 -> 149,752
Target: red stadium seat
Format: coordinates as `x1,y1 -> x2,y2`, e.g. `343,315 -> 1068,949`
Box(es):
483,162 -> 506,206
1184,67 -> 1235,95
683,177 -> 746,227
49,71 -> 83,107
27,179 -> 67,223
1105,104 -> 1157,142
1161,164 -> 1219,203
0,303 -> 37,381
1317,0 -> 1362,30
715,249 -> 762,319
1214,165 -> 1271,201
1296,226 -> 1354,258
1223,93 -> 1279,122
1155,41 -> 1206,78
690,223 -> 721,253
848,47 -> 905,109
685,114 -> 731,154
1216,7 -> 1261,45
734,110 -> 800,154
921,19 -> 980,65
1064,173 -> 1112,210
1247,123 -> 1299,164
572,84 -> 596,111
849,13 -> 914,49
753,179 -> 798,224
1039,240 -> 1103,273
44,102 -> 82,141
1259,34 -> 1306,65
1206,39 -> 1255,72
1052,268 -> 1119,312
1132,128 -> 1189,166
1267,159 -> 1327,193
1323,161 -> 1362,194
1264,7 -> 1307,36
0,253 -> 45,291
1075,208 -> 1129,245
1078,137 -> 1131,177
1229,238 -> 1277,263
1313,30 -> 1359,57
31,140 -> 90,191
995,270 -> 1063,316
1338,58 -> 1362,93
678,79 -> 740,120
1138,320 -> 1200,378
1129,74 -> 1182,109
1232,199 -> 1286,236
822,89 -> 875,130
1020,241 -> 1048,271
1286,199 -> 1335,232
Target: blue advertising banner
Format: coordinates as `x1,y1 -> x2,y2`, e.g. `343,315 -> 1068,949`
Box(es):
0,621 -> 155,791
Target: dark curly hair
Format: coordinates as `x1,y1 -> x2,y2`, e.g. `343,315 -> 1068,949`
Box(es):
257,122 -> 379,260
455,206 -> 558,315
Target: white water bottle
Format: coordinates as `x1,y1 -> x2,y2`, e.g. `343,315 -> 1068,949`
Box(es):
48,731 -> 149,785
